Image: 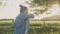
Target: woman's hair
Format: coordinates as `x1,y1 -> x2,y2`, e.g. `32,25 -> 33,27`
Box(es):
20,5 -> 28,13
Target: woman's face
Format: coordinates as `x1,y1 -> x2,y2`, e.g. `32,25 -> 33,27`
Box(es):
24,9 -> 28,14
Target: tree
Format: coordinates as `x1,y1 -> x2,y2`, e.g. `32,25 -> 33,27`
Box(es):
0,2 -> 3,6
0,1 -> 6,8
26,0 -> 60,15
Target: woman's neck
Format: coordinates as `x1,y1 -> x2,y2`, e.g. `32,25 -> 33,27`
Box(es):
21,13 -> 28,14
22,12 -> 28,14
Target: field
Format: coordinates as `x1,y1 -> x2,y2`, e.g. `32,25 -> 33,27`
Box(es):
0,20 -> 60,34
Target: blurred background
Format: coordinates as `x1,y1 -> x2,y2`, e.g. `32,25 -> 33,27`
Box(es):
0,0 -> 60,34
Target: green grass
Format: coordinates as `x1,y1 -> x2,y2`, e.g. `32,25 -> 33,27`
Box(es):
0,20 -> 60,34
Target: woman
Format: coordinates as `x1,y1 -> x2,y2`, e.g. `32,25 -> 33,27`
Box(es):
14,5 -> 34,34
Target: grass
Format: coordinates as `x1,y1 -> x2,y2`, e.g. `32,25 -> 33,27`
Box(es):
0,20 -> 60,34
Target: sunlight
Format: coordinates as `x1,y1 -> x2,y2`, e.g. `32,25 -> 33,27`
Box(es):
51,4 -> 60,14
0,0 -> 60,19
34,4 -> 60,19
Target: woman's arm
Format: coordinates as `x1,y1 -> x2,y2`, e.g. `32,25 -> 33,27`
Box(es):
24,14 -> 34,19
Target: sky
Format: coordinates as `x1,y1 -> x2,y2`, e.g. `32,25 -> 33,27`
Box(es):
0,0 -> 60,19
0,0 -> 26,19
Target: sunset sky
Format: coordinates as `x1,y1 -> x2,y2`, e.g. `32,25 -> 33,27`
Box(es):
0,0 -> 60,19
